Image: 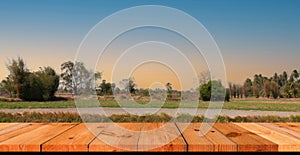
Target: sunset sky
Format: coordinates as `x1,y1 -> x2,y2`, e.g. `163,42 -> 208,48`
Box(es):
1,0 -> 300,90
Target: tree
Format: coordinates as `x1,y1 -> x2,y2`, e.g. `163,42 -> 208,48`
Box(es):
99,80 -> 107,95
270,80 -> 280,99
253,74 -> 264,98
239,85 -> 244,98
273,73 -> 279,84
6,57 -> 28,98
60,61 -> 101,95
199,81 -> 211,101
21,67 -> 59,101
234,69 -> 300,99
228,82 -> 233,98
288,70 -> 300,97
252,84 -> 260,98
225,88 -> 230,102
166,82 -> 172,99
60,61 -> 74,93
73,61 -> 99,95
98,79 -> 113,96
119,77 -> 136,94
22,73 -> 43,101
264,79 -> 271,98
199,70 -> 210,85
94,71 -> 102,87
111,83 -> 116,94
229,83 -> 242,98
3,57 -> 60,101
281,71 -> 288,87
114,87 -> 121,94
36,67 -> 60,100
199,80 -> 226,101
234,84 -> 243,98
243,78 -> 253,98
289,81 -> 298,98
0,77 -> 15,97
281,84 -> 293,98
289,70 -> 299,83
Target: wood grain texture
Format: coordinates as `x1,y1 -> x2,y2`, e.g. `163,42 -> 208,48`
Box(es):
259,123 -> 300,140
0,123 -> 299,152
176,123 -> 237,152
176,123 -> 213,152
42,123 -> 105,152
0,123 -> 19,131
275,123 -> 300,133
0,123 -> 77,152
0,123 -> 45,143
89,123 -> 142,152
235,123 -> 300,152
138,123 -> 186,152
214,123 -> 278,152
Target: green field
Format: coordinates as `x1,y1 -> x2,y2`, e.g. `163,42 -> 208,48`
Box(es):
0,99 -> 300,112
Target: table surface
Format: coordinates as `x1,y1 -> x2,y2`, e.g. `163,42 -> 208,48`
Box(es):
0,122 -> 300,152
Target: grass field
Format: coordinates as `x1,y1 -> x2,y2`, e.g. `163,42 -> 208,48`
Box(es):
0,98 -> 300,112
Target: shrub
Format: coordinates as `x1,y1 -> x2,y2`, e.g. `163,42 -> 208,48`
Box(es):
1,112 -> 300,123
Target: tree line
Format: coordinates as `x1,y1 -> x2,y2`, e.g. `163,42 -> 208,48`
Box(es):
229,70 -> 300,99
0,57 -> 100,101
0,57 -> 161,101
0,57 -> 229,102
7,57 -> 299,102
0,57 -> 174,101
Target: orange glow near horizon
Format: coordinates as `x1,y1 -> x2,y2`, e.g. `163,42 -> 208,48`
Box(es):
130,62 -> 181,90
1,58 -> 300,90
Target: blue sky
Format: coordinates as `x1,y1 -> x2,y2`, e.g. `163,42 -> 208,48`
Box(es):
0,0 -> 300,88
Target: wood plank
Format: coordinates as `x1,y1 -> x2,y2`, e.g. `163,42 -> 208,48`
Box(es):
259,123 -> 300,140
42,123 -> 106,152
214,123 -> 277,152
0,123 -> 300,152
0,123 -> 77,152
274,123 -> 300,133
0,123 -> 20,131
176,123 -> 236,152
89,123 -> 142,152
0,123 -> 37,136
235,123 -> 300,152
176,123 -> 213,152
0,123 -> 46,142
138,123 -> 186,152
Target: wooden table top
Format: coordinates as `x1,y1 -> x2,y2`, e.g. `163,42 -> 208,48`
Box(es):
0,122 -> 299,152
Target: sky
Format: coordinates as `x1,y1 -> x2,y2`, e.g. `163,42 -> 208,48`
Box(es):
0,0 -> 300,90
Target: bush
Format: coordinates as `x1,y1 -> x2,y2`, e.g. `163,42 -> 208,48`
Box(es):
1,112 -> 300,123
21,67 -> 59,101
22,73 -> 43,101
200,80 -> 227,101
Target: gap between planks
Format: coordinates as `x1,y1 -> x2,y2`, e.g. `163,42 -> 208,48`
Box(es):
0,123 -> 300,152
